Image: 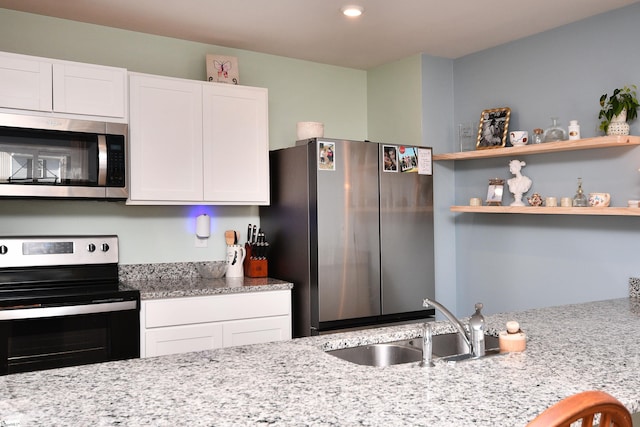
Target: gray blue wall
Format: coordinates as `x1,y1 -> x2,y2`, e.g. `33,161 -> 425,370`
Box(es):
421,55 -> 457,314
449,4 -> 640,314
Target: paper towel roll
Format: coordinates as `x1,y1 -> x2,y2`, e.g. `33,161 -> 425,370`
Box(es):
196,214 -> 210,238
297,122 -> 324,140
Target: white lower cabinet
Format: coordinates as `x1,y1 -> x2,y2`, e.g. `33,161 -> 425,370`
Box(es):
222,316 -> 291,348
145,323 -> 223,358
140,290 -> 291,358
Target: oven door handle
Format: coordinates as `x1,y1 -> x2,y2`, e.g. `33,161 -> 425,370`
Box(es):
0,300 -> 137,320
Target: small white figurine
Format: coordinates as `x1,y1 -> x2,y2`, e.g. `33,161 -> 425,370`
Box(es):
507,159 -> 532,206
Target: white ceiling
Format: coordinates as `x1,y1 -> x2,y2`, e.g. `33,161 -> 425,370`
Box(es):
0,0 -> 638,70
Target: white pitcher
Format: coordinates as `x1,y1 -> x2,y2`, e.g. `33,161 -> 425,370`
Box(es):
226,244 -> 246,278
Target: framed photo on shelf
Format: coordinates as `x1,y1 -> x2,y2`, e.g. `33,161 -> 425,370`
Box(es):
486,178 -> 504,205
476,107 -> 511,149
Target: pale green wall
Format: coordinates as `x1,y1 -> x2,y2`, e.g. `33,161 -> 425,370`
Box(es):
367,55 -> 422,145
0,8 -> 367,264
367,54 -> 458,316
0,9 -> 367,148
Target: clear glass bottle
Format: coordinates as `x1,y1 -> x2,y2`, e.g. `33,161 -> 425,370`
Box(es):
532,128 -> 544,144
543,117 -> 567,142
572,177 -> 588,207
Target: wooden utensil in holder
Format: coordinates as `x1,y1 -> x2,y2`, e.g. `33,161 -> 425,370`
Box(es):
244,243 -> 268,278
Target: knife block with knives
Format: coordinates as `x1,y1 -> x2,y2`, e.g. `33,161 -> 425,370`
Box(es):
244,224 -> 269,278
244,245 -> 268,277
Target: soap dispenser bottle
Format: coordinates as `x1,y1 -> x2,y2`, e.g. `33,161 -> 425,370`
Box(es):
469,303 -> 486,357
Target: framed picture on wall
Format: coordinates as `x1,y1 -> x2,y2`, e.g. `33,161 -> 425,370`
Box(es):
476,107 -> 511,149
206,54 -> 239,85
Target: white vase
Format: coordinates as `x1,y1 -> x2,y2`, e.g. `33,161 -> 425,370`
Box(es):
607,109 -> 630,136
611,109 -> 627,123
607,121 -> 630,135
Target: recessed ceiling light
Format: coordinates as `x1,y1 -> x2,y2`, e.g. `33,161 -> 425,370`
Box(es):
341,5 -> 364,17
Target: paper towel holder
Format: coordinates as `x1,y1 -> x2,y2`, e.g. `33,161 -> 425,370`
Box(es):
195,214 -> 210,247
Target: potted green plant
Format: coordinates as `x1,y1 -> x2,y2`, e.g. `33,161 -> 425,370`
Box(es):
598,84 -> 639,135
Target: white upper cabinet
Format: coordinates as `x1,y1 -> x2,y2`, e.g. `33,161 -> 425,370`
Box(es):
129,73 -> 204,202
202,83 -> 269,203
128,72 -> 270,205
0,53 -> 52,111
52,62 -> 126,118
0,51 -> 127,121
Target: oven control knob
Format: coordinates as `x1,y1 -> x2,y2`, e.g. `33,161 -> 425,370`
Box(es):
87,243 -> 96,253
101,243 -> 110,252
0,245 -> 7,255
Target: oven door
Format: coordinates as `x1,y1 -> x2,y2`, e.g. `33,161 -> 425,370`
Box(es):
0,300 -> 140,375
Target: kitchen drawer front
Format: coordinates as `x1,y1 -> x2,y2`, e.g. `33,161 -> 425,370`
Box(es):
144,323 -> 223,358
143,290 -> 291,328
223,315 -> 291,347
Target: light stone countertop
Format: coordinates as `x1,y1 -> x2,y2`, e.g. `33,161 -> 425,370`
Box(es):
118,262 -> 293,299
126,276 -> 293,300
1,297 -> 639,426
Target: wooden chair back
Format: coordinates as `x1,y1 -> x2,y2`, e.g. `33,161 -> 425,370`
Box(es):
527,390 -> 632,427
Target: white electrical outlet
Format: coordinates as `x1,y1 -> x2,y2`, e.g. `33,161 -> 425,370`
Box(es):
195,236 -> 208,248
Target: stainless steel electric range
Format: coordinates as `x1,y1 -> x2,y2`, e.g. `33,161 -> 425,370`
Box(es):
0,235 -> 139,375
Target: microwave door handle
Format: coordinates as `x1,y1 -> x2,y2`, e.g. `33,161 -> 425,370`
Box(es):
97,134 -> 107,186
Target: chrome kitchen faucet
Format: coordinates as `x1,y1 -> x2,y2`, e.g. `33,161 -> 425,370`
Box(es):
422,298 -> 486,361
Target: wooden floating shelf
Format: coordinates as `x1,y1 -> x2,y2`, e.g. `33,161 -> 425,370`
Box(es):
433,135 -> 640,161
450,206 -> 640,216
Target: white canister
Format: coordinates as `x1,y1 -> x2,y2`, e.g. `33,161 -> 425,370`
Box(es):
568,120 -> 580,140
296,122 -> 324,140
226,245 -> 246,278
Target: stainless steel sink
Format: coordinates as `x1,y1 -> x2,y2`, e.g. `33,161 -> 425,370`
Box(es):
430,332 -> 500,362
325,332 -> 500,367
327,341 -> 423,367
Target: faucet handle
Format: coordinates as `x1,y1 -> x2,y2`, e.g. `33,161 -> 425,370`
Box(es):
470,302 -> 485,328
421,322 -> 434,368
469,302 -> 486,357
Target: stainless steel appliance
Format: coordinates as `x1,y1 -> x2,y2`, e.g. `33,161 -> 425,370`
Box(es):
260,138 -> 435,337
0,235 -> 139,375
0,113 -> 127,199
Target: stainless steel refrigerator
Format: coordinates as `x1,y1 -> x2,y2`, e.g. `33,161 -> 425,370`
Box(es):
260,138 -> 435,337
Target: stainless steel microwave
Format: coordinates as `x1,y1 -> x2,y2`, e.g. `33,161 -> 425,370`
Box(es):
0,113 -> 127,199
